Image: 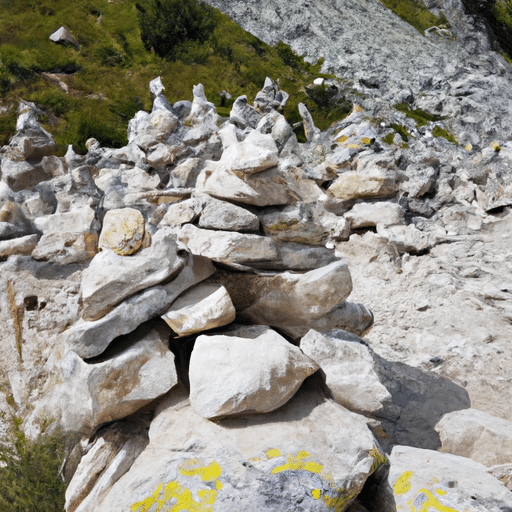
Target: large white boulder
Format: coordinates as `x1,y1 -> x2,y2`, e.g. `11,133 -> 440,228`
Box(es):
27,322 -> 177,436
189,326 -> 319,418
84,383 -> 384,512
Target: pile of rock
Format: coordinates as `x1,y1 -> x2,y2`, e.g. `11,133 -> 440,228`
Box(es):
1,76 -> 512,511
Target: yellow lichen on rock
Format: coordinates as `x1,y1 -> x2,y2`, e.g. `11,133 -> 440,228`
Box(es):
99,207 -> 145,256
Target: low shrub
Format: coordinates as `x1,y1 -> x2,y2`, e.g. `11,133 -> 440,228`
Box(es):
0,417 -> 67,512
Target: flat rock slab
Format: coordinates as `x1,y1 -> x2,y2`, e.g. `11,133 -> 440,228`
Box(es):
66,254 -> 215,358
81,229 -> 186,321
161,283 -> 236,336
175,224 -> 279,266
389,446 -> 512,512
435,408 -> 512,467
300,329 -> 391,416
88,383 -> 384,512
189,326 -> 319,418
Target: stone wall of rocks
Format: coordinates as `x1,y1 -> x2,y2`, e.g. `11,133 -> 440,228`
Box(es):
1,76 -> 512,511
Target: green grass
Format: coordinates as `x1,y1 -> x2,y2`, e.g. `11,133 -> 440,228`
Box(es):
0,416 -> 68,512
377,0 -> 450,34
390,122 -> 412,142
432,125 -> 458,144
0,0 -> 348,152
394,103 -> 444,127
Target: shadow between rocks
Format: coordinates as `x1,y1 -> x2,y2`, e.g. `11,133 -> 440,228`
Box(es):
372,354 -> 471,452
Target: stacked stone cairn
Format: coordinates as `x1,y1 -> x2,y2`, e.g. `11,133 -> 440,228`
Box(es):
1,76 -> 512,512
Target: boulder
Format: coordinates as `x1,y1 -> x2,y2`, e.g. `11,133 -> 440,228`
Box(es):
34,205 -> 96,235
32,231 -> 97,264
161,283 -> 236,336
198,196 -> 260,232
80,229 -> 187,321
189,326 -> 319,418
92,382 -> 384,512
234,260 -> 353,326
49,26 -> 79,48
159,197 -> 204,227
389,446 -> 512,512
300,329 -> 391,416
327,168 -> 399,201
28,322 -> 177,436
0,234 -> 39,259
174,224 -> 279,266
98,208 -> 145,256
230,95 -> 262,128
65,254 -> 215,358
1,158 -> 52,192
344,201 -> 405,229
435,408 -> 512,467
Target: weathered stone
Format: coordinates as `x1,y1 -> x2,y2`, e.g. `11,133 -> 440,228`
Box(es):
344,202 -> 405,229
230,95 -> 262,128
435,408 -> 512,467
0,201 -> 35,238
32,231 -> 97,264
0,234 -> 39,259
27,322 -> 177,436
159,197 -> 204,227
81,229 -> 187,321
34,205 -> 96,235
389,446 -> 512,512
90,382 -> 384,512
328,168 -> 399,201
162,283 -> 236,336
212,260 -> 352,327
300,329 -> 391,416
98,208 -> 145,256
198,196 -> 260,232
49,26 -> 79,48
376,223 -> 435,253
299,102 -> 321,142
175,224 -> 279,266
189,326 -> 318,418
65,254 -> 215,358
1,158 -> 52,192
282,300 -> 374,339
66,420 -> 149,512
167,157 -> 203,188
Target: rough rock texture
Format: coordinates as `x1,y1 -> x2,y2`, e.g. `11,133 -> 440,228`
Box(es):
300,329 -> 391,416
189,326 -> 319,418
435,408 -> 512,467
388,446 -> 512,511
27,322 -> 177,436
85,382 -> 383,512
161,283 -> 236,336
4,67 -> 512,511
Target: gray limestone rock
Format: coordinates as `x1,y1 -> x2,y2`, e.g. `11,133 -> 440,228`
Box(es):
198,197 -> 260,232
27,322 -> 177,436
80,229 -> 187,321
300,329 -> 391,416
65,254 -> 215,358
435,408 -> 512,467
49,26 -> 79,48
88,382 -> 384,512
189,326 -> 319,418
161,283 -> 236,336
174,224 -> 279,266
388,446 -> 512,512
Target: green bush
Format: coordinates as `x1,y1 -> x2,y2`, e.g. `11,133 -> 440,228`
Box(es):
0,417 -> 67,512
136,0 -> 218,61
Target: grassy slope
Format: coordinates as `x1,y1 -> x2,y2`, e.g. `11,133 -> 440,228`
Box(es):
0,0 -> 352,153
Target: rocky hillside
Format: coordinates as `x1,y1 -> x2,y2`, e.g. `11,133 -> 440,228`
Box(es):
2,1 -> 512,511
